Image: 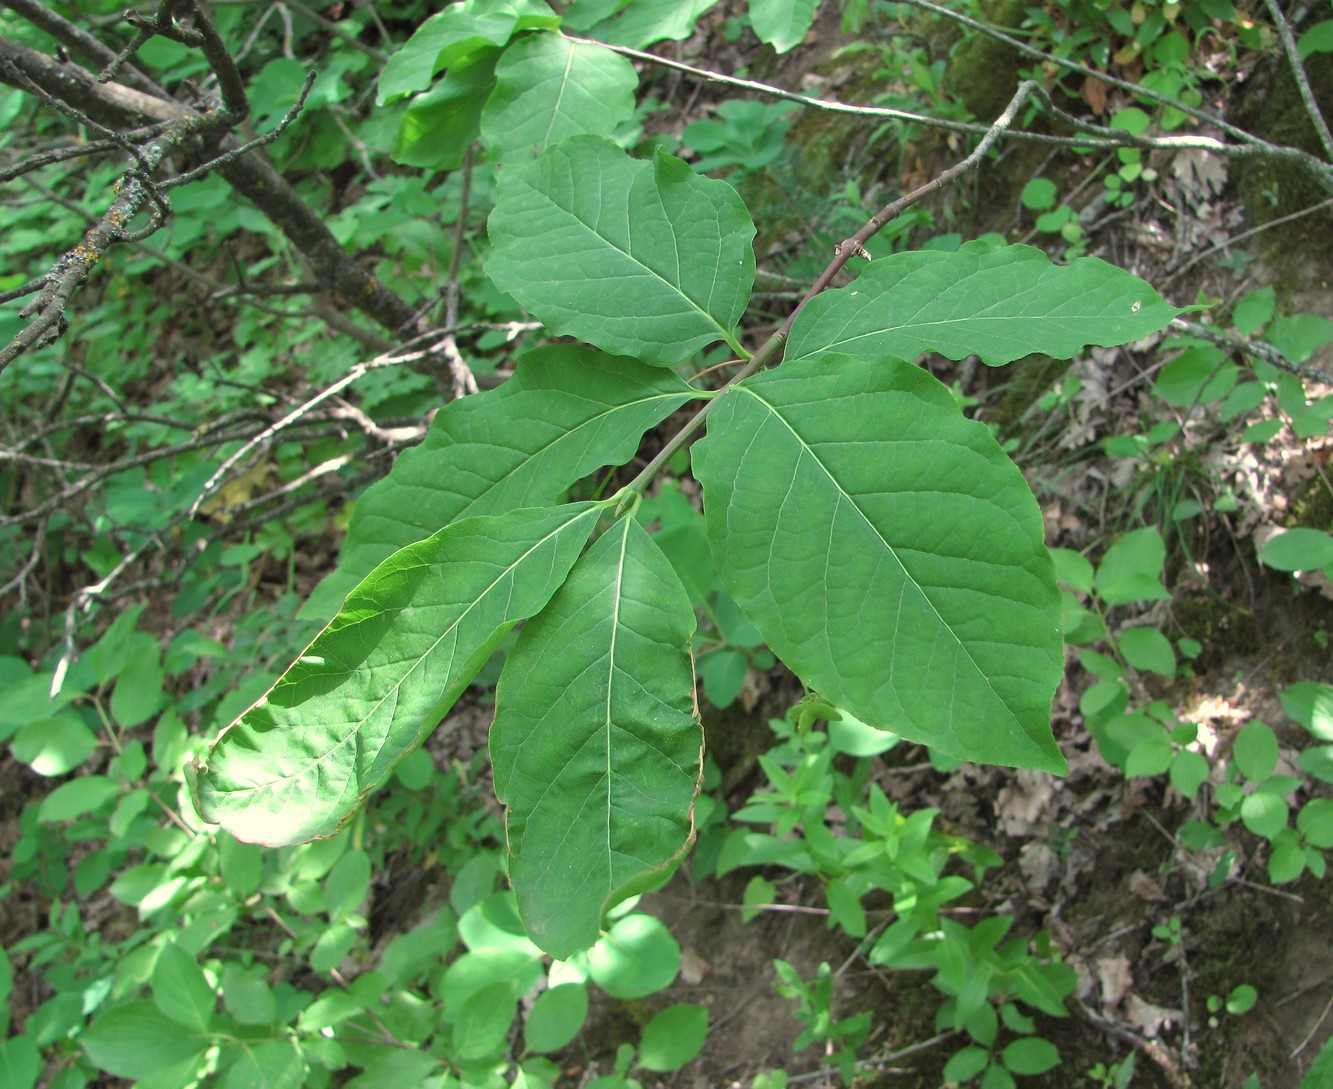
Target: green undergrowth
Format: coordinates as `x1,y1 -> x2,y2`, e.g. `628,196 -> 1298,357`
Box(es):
4,0 -> 1333,1087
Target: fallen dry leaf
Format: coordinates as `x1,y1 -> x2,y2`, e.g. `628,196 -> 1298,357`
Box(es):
1097,953 -> 1134,1010
1129,870 -> 1167,902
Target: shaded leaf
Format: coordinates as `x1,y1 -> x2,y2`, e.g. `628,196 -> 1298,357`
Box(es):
487,136 -> 755,365
638,1003 -> 708,1070
481,34 -> 636,153
81,1001 -> 208,1079
376,0 -> 559,103
749,0 -> 819,53
306,346 -> 697,620
524,983 -> 589,1053
194,504 -> 601,846
393,53 -> 498,171
693,353 -> 1064,772
152,944 -> 216,1033
217,1040 -> 305,1089
492,518 -> 703,957
584,0 -> 722,47
785,244 -> 1179,366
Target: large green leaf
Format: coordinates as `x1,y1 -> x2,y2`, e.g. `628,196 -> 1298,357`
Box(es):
194,504 -> 602,846
481,34 -> 637,153
785,243 -> 1180,366
491,517 -> 703,957
692,353 -> 1065,772
376,0 -> 559,103
487,136 -> 755,365
303,346 -> 698,619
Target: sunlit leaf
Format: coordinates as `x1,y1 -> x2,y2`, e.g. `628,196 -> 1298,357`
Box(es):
194,504 -> 602,846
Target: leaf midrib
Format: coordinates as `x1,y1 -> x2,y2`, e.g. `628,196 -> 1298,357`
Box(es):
735,385 -> 1008,720
513,169 -> 735,346
224,506 -> 596,804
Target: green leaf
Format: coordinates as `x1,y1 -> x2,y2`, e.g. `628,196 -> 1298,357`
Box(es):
944,1046 -> 991,1082
697,647 -> 748,709
1001,1036 -> 1060,1075
1258,528 -> 1333,572
586,0 -> 721,47
11,715 -> 98,776
1020,178 -> 1058,211
111,644 -> 164,729
1299,18 -> 1333,58
784,244 -> 1178,367
1095,527 -> 1171,606
1233,721 -> 1278,781
749,0 -> 819,53
1117,626 -> 1175,677
1240,791 -> 1288,839
221,965 -> 278,1026
1300,1032 -> 1333,1088
742,875 -> 776,921
525,983 -> 589,1053
1232,287 -> 1274,335
38,775 -> 119,822
0,1036 -> 39,1089
217,1039 -> 305,1089
1297,745 -> 1333,783
305,346 -> 698,619
1169,749 -> 1210,798
487,136 -> 755,365
492,517 -> 703,957
324,848 -> 372,920
588,913 -> 680,999
393,54 -> 498,171
481,35 -> 636,154
692,353 -> 1065,773
1281,682 -> 1333,740
638,1003 -> 708,1071
194,503 -> 602,847
1125,737 -> 1173,778
454,981 -> 516,1060
1269,835 -> 1306,883
1297,798 -> 1333,848
81,1000 -> 209,1079
152,944 -> 216,1033
376,0 -> 560,103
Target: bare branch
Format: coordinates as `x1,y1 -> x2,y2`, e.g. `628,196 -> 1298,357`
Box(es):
1263,0 -> 1333,161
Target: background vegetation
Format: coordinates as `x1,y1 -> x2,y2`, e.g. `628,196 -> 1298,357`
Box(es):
2,0 -> 1333,1087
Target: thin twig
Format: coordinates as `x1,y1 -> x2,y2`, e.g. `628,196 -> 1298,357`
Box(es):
186,347 -> 426,517
781,79 -> 1041,336
1161,196 -> 1333,287
1264,0 -> 1333,161
1170,317 -> 1333,383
